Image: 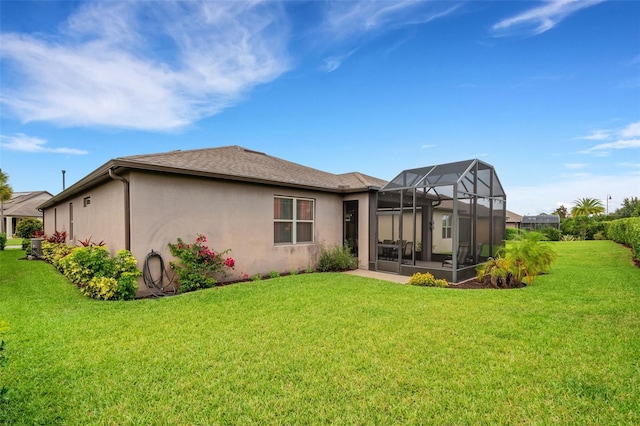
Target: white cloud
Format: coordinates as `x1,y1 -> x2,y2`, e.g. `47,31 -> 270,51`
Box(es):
0,133 -> 88,154
564,163 -> 587,170
582,139 -> 640,154
506,172 -> 640,216
0,1 -> 290,131
492,0 -> 604,37
621,121 -> 640,138
321,50 -> 357,73
322,1 -> 462,41
421,144 -> 436,149
575,129 -> 611,141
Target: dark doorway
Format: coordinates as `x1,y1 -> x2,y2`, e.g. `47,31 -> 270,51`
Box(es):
344,200 -> 359,256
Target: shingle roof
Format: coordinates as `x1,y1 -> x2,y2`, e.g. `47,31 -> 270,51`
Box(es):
118,145 -> 387,191
38,146 -> 387,209
3,191 -> 53,217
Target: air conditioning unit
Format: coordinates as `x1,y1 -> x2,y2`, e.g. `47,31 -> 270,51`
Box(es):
31,238 -> 44,259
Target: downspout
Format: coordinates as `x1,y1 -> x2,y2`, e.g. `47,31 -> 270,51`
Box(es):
108,168 -> 131,251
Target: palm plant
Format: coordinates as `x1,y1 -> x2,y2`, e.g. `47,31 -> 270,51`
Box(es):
571,197 -> 605,217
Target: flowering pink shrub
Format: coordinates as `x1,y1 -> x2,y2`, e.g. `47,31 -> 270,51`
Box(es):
168,234 -> 235,293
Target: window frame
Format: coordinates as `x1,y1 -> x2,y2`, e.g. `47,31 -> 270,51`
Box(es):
274,196 -> 315,245
442,214 -> 452,239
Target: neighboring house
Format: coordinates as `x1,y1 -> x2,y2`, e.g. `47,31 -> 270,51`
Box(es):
521,214 -> 560,230
2,191 -> 52,237
506,210 -> 523,229
38,146 -> 508,295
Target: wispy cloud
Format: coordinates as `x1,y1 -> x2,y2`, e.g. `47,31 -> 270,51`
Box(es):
0,1 -> 290,131
575,129 -> 611,141
492,0 -> 604,37
318,1 -> 461,70
576,121 -> 640,156
323,1 -> 462,41
0,133 -> 88,154
321,50 -> 357,73
421,144 -> 436,149
564,163 -> 587,170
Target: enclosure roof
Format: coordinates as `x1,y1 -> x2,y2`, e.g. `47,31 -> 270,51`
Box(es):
381,159 -> 505,197
522,214 -> 560,224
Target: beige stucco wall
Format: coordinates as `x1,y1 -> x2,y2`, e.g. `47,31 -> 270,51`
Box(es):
43,180 -> 126,249
42,171 -> 374,297
129,172 -> 371,293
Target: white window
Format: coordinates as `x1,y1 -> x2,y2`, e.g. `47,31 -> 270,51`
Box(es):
274,197 -> 314,244
442,215 -> 452,239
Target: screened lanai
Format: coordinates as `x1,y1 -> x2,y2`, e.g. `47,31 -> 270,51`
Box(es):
373,159 -> 506,283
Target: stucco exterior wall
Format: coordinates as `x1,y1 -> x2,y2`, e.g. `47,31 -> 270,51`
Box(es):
128,172 -> 357,291
43,179 -> 126,250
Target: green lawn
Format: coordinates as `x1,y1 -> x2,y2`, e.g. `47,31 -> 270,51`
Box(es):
1,241 -> 639,424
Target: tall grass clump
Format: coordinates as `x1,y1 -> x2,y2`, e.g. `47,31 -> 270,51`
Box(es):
317,243 -> 358,272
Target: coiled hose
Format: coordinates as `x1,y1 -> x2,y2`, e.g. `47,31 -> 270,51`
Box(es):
143,250 -> 176,297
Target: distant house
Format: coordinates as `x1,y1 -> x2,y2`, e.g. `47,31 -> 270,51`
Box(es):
521,214 -> 560,230
2,191 -> 52,237
38,146 -> 508,296
506,210 -> 523,229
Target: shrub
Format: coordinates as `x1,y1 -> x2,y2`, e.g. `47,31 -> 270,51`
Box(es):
500,231 -> 557,285
56,245 -> 139,300
250,273 -> 262,281
607,217 -> 640,262
408,272 -> 448,287
476,257 -> 522,288
317,244 -> 358,272
168,234 -> 235,293
540,227 -> 561,241
60,246 -> 113,288
21,239 -> 30,251
46,230 -> 67,244
289,269 -> 298,276
81,276 -> 119,300
505,228 -> 521,240
42,241 -> 73,271
15,218 -> 42,239
269,270 -> 280,278
0,233 -> 5,250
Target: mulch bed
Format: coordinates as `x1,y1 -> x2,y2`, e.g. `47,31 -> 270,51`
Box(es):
448,277 -> 526,289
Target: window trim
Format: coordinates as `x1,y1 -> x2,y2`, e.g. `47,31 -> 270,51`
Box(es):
442,214 -> 452,239
274,196 -> 315,245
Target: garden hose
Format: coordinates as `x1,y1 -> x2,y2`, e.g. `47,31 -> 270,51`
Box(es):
143,250 -> 177,297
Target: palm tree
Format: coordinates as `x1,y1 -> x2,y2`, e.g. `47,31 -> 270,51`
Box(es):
0,169 -> 14,234
571,197 -> 605,217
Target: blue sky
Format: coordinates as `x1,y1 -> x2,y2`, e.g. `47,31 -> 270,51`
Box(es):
1,0 -> 638,215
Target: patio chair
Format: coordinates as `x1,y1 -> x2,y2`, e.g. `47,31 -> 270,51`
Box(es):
402,241 -> 413,259
442,242 -> 472,267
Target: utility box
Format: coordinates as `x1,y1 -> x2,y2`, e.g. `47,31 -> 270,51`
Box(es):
31,238 -> 44,259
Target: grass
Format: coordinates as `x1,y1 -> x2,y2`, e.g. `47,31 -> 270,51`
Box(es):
1,241 -> 639,424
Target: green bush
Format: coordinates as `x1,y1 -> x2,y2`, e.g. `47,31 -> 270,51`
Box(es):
21,239 -> 30,251
46,244 -> 139,300
500,231 -> 557,285
540,227 -> 561,241
476,257 -> 522,288
607,217 -> 640,262
15,218 -> 42,239
317,244 -> 358,272
505,228 -> 521,240
408,272 -> 448,287
269,270 -> 280,278
0,233 -> 5,250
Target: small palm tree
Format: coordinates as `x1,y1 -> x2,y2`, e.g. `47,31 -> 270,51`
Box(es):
571,197 -> 605,217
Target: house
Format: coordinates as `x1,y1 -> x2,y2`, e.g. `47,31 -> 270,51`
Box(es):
506,210 -> 523,229
38,146 -> 507,296
521,214 -> 560,230
1,191 -> 52,237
